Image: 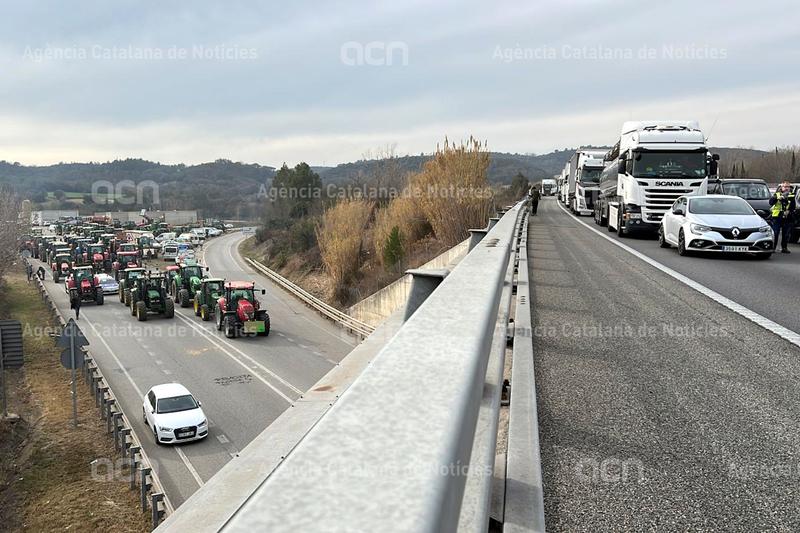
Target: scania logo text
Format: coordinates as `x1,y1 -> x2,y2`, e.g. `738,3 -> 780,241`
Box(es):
654,181 -> 685,187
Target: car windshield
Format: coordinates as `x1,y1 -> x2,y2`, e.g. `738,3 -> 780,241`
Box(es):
633,151 -> 707,178
689,197 -> 754,215
156,394 -> 198,414
579,168 -> 602,183
722,182 -> 770,200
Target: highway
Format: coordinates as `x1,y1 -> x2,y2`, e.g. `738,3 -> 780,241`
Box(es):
531,197 -> 800,531
31,231 -> 355,507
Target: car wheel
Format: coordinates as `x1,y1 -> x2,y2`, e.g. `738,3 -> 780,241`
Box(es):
153,426 -> 161,445
143,408 -> 147,425
658,226 -> 670,248
678,230 -> 690,256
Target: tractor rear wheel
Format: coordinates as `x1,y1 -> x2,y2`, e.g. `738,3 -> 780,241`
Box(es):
258,314 -> 271,337
163,299 -> 175,319
119,288 -> 125,303
223,317 -> 236,339
200,305 -> 210,321
179,289 -> 190,308
130,298 -> 136,316
136,301 -> 147,322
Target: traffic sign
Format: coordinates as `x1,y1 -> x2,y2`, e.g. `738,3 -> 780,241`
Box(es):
60,348 -> 85,370
56,319 -> 89,349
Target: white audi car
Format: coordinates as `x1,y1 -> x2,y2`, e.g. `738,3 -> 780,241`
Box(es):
142,383 -> 208,445
659,195 -> 774,258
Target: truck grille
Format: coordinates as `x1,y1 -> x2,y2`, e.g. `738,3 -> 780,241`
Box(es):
643,187 -> 695,222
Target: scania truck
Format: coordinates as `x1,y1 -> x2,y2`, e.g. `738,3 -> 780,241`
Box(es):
563,149 -> 606,216
594,121 -> 719,236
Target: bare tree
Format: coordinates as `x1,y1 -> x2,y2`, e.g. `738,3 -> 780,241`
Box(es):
0,186 -> 24,282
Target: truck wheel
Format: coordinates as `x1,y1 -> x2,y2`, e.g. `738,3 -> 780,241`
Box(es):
96,291 -> 104,305
179,289 -> 190,308
136,301 -> 148,322
164,299 -> 175,319
200,305 -> 210,321
223,317 -> 236,338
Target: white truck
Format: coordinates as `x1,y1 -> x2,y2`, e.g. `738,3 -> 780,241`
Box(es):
563,150 -> 606,215
541,178 -> 557,196
558,168 -> 569,204
594,120 -> 719,236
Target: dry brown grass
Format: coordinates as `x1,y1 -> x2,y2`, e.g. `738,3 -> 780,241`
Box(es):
0,268 -> 148,533
409,137 -> 493,246
316,199 -> 372,303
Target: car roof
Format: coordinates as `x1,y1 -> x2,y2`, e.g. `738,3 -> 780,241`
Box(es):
716,178 -> 767,183
150,383 -> 192,398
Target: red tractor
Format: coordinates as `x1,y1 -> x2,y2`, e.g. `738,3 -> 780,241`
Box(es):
84,243 -> 111,273
214,281 -> 270,338
113,251 -> 142,280
66,266 -> 104,305
51,252 -> 73,284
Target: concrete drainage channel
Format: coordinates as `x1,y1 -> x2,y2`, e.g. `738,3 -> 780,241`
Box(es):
29,263 -> 172,531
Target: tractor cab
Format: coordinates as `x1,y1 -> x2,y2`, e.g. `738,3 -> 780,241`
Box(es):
87,243 -> 111,273
129,273 -> 174,321
193,278 -> 225,321
67,266 -> 104,305
51,253 -> 73,283
215,281 -> 270,338
118,267 -> 147,305
171,261 -> 208,308
113,251 -> 142,277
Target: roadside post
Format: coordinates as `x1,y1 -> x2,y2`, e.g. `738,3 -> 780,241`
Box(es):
57,318 -> 89,427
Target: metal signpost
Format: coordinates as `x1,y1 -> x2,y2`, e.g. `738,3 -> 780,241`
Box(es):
57,319 -> 89,427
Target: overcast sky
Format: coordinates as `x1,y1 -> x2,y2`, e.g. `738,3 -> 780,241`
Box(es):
1,0 -> 798,167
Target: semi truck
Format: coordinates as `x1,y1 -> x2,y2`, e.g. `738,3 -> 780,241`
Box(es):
594,121 -> 719,236
562,149 -> 606,215
541,178 -> 557,196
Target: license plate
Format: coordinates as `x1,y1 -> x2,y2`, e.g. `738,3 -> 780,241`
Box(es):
244,321 -> 265,333
722,246 -> 749,252
177,431 -> 194,438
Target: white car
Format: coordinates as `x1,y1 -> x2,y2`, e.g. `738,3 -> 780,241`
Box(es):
142,383 -> 208,444
659,195 -> 774,258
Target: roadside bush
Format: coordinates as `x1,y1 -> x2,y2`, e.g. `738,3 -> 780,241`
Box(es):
382,226 -> 404,271
373,196 -> 430,266
317,199 -> 372,303
289,218 -> 317,253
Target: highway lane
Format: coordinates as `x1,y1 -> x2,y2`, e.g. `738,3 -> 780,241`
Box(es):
570,200 -> 800,335
530,197 -> 800,531
30,234 -> 355,507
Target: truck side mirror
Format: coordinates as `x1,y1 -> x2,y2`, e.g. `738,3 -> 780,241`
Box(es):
618,158 -> 627,175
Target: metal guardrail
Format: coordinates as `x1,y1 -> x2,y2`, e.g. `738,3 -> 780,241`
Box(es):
157,199 -> 541,532
29,264 -> 172,530
244,257 -> 375,339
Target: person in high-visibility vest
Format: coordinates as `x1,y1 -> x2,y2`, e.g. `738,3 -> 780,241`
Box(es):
768,181 -> 796,253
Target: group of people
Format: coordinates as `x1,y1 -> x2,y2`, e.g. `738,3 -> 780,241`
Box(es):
25,259 -> 81,319
769,181 -> 796,254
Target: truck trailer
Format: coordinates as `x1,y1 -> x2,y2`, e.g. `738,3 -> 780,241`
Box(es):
594,121 -> 719,236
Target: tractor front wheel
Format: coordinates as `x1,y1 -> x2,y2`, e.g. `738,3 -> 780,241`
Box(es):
179,289 -> 190,308
96,291 -> 104,306
194,296 -> 201,317
136,301 -> 147,322
215,306 -> 223,331
223,317 -> 236,339
163,299 -> 175,319
258,314 -> 271,337
200,304 -> 210,322
130,298 -> 136,316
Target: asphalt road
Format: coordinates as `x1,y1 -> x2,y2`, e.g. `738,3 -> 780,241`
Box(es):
31,231 -> 355,507
530,197 -> 800,532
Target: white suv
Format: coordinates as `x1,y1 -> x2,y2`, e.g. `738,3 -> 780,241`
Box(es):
142,383 -> 208,444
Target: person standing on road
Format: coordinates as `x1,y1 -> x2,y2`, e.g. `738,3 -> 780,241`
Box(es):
70,291 -> 81,320
769,181 -> 796,253
25,261 -> 33,282
530,186 -> 541,215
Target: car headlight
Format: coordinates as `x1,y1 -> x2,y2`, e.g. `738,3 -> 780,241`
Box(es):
198,419 -> 207,427
158,426 -> 173,432
690,223 -> 711,235
759,225 -> 772,234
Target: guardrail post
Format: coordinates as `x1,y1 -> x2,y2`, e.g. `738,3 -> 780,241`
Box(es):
120,428 -> 131,457
129,446 -> 140,490
403,269 -> 449,322
99,388 -> 110,419
151,493 -> 165,530
112,413 -> 123,449
140,467 -> 152,511
92,376 -> 102,406
468,228 -> 489,251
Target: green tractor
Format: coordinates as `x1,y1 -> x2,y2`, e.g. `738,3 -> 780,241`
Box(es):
129,274 -> 175,321
118,267 -> 147,306
171,261 -> 207,308
193,278 -> 225,321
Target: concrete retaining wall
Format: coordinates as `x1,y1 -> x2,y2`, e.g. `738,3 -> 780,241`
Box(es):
348,239 -> 469,327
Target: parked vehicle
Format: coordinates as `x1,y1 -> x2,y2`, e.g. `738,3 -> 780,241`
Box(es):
707,179 -> 771,218
161,242 -> 180,262
595,120 -> 718,236
215,281 -> 270,338
561,150 -> 606,215
142,384 -> 208,445
117,267 -> 147,305
658,195 -> 773,258
96,273 -> 120,294
193,278 -> 226,321
541,178 -> 557,196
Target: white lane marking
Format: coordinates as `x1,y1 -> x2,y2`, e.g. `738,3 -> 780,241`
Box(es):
277,332 -> 285,337
217,434 -> 229,444
173,314 -> 299,401
286,337 -> 294,343
175,447 -> 205,486
556,201 -> 800,348
83,319 -> 202,492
